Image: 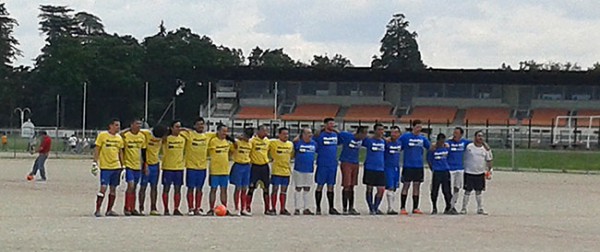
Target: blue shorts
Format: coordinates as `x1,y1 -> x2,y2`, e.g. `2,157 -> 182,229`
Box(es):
141,163 -> 160,186
125,168 -> 142,183
271,175 -> 290,186
385,166 -> 400,190
315,166 -> 337,186
162,170 -> 184,187
210,175 -> 229,188
100,169 -> 123,187
186,169 -> 207,189
230,163 -> 251,187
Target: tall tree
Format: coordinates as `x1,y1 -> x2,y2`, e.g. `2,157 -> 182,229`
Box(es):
372,13 -> 425,70
0,3 -> 21,69
75,11 -> 104,35
38,5 -> 78,41
311,54 -> 352,69
246,47 -> 297,68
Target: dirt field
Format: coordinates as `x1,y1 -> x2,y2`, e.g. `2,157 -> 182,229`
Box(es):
1,158 -> 599,251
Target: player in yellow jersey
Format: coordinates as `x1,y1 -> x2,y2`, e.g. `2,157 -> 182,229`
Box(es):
268,127 -> 294,215
139,125 -> 167,216
229,127 -> 254,216
246,125 -> 272,214
161,120 -> 186,216
93,118 -> 125,217
180,117 -> 217,216
206,124 -> 233,216
120,119 -> 147,216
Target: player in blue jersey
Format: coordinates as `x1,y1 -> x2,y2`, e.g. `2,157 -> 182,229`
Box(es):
293,128 -> 318,215
446,127 -> 471,214
313,118 -> 341,215
362,123 -> 387,215
338,126 -> 368,215
384,125 -> 402,214
427,133 -> 453,214
399,120 -> 431,215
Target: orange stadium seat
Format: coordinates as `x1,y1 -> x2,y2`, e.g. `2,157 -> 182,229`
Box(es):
464,107 -> 515,125
576,109 -> 600,128
400,106 -> 457,125
522,108 -> 569,127
235,106 -> 275,120
344,105 -> 397,122
281,104 -> 340,121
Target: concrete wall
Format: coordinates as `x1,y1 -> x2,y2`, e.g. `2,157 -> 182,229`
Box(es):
240,98 -> 274,107
411,97 -> 509,108
297,95 -> 390,105
531,99 -> 600,110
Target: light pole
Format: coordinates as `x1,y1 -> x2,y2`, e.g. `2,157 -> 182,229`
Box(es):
82,82 -> 87,139
274,81 -> 278,120
198,81 -> 212,122
14,107 -> 31,127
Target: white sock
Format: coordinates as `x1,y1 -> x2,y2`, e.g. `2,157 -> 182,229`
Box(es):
303,190 -> 310,210
294,190 -> 302,211
451,188 -> 460,209
475,191 -> 483,210
386,190 -> 395,212
462,191 -> 471,210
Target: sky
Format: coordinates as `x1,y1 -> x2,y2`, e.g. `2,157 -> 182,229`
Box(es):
4,0 -> 600,69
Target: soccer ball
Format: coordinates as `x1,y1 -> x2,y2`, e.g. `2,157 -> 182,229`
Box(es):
26,175 -> 34,181
214,205 -> 228,217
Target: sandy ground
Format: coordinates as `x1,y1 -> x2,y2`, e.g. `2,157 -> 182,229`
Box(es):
1,158 -> 599,252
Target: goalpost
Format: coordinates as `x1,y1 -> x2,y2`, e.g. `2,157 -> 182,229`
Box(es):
553,115 -> 600,149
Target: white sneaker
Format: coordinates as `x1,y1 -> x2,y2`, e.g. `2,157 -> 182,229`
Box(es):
235,210 -> 242,216
241,210 -> 252,216
188,211 -> 195,216
460,209 -> 467,215
477,209 -> 488,215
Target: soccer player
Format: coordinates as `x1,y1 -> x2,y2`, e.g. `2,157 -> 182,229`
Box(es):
27,131 -> 51,181
93,118 -> 125,217
362,123 -> 387,215
427,133 -> 452,214
206,124 -> 232,216
121,119 -> 147,216
314,118 -> 340,215
2,132 -> 8,151
293,128 -> 317,215
338,126 -> 368,215
161,120 -> 186,216
180,117 -> 215,216
384,126 -> 402,214
139,125 -> 167,216
461,130 -> 493,215
247,125 -> 272,215
230,127 -> 254,216
269,127 -> 294,215
446,127 -> 471,214
399,120 -> 431,215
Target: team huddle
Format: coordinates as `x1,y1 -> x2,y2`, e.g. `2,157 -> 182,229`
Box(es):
92,117 -> 493,217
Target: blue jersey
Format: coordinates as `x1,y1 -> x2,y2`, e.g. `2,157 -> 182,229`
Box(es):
294,140 -> 317,173
400,132 -> 431,169
427,147 -> 450,171
313,131 -> 338,168
446,138 -> 471,171
338,131 -> 362,164
384,138 -> 402,169
362,138 -> 386,171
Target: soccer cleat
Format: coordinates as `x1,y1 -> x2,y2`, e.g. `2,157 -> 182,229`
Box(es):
137,210 -> 146,216
294,209 -> 301,215
265,209 -> 277,216
387,210 -> 398,215
131,210 -> 142,216
400,209 -> 409,215
105,211 -> 119,217
163,210 -> 171,216
375,209 -> 384,215
431,208 -> 438,215
124,210 -> 132,216
188,211 -> 195,216
280,209 -> 292,216
303,209 -> 315,215
348,209 -> 361,215
241,210 -> 252,216
342,210 -> 349,215
94,211 -> 102,217
196,209 -> 205,216
460,209 -> 467,215
412,209 -> 424,215
448,208 -> 459,215
329,208 -> 341,215
149,210 -> 160,216
205,210 -> 215,216
315,210 -> 322,216
477,209 -> 488,215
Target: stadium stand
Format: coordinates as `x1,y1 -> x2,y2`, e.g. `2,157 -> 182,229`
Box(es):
576,109 -> 600,127
281,104 -> 340,121
343,105 -> 397,122
522,108 -> 570,127
235,106 -> 275,120
464,107 -> 516,125
400,106 -> 457,125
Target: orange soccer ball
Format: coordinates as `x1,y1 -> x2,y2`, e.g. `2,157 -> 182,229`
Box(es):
214,205 -> 228,217
26,175 -> 34,181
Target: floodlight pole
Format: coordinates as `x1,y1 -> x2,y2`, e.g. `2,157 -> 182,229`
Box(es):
82,82 -> 87,139
274,81 -> 278,120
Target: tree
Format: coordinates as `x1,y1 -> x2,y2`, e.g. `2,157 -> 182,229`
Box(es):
75,11 -> 104,35
246,47 -> 297,68
38,5 -> 78,41
0,3 -> 21,69
372,13 -> 425,70
589,62 -> 600,72
311,54 -> 352,69
518,60 -> 582,71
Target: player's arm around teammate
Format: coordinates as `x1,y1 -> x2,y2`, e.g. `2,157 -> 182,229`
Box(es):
268,127 -> 294,216
461,130 -> 493,215
229,127 -> 254,216
121,119 -> 147,216
427,133 -> 453,215
383,126 -> 402,215
313,118 -> 341,215
246,125 -> 272,215
292,128 -> 318,215
139,125 -> 167,216
399,120 -> 431,215
338,126 -> 368,215
362,124 -> 387,215
160,120 -> 186,216
206,124 -> 233,216
93,118 -> 125,217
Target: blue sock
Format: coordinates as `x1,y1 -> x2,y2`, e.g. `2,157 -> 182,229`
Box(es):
365,190 -> 373,212
374,196 -> 382,212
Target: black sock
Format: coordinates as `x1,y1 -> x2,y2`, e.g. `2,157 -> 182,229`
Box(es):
413,195 -> 420,210
315,191 -> 322,212
348,190 -> 355,210
342,191 -> 348,211
400,194 -> 407,209
327,191 -> 334,210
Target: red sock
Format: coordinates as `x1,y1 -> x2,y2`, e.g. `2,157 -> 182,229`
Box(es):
162,193 -> 169,211
107,194 -> 116,212
187,193 -> 194,210
174,193 -> 181,210
241,190 -> 247,212
279,193 -> 286,211
234,191 -> 241,211
124,193 -> 131,212
263,193 -> 270,211
246,193 -> 253,211
271,193 -> 277,212
195,191 -> 203,210
95,195 -> 104,212
130,193 -> 136,211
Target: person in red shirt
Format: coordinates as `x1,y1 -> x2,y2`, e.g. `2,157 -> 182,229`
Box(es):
28,131 -> 52,181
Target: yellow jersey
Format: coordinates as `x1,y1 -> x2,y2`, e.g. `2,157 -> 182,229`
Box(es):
181,131 -> 216,170
95,131 -> 124,169
161,135 -> 185,171
1,135 -> 7,144
250,136 -> 270,165
232,139 -> 252,164
122,131 -> 147,170
142,130 -> 161,165
208,137 -> 231,175
269,140 -> 294,176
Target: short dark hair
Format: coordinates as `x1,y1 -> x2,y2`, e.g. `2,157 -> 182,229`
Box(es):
243,127 -> 255,138
258,125 -> 268,131
454,127 -> 464,135
323,118 -> 335,124
356,126 -> 368,134
373,123 -> 384,131
437,133 -> 446,140
474,130 -> 484,137
278,127 -> 289,134
412,120 -> 422,127
194,117 -> 205,124
131,118 -> 142,124
39,130 -> 47,135
390,125 -> 400,131
152,125 -> 168,138
108,118 -> 120,126
216,123 -> 227,131
170,120 -> 181,128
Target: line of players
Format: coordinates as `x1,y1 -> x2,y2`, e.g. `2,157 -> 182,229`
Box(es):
91,117 -> 493,217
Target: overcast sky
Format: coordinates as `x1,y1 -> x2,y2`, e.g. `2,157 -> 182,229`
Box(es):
4,0 -> 600,69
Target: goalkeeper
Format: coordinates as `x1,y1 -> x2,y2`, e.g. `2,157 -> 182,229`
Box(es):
92,118 -> 125,217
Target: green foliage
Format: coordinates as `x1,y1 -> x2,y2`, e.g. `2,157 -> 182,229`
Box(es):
311,54 -> 352,69
0,3 -> 21,68
516,60 -> 583,71
247,46 -> 298,68
372,13 -> 425,71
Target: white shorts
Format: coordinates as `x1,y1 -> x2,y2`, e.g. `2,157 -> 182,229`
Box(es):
450,170 -> 464,189
293,170 -> 313,188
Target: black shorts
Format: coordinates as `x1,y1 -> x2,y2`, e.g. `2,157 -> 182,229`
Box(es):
401,168 -> 424,183
250,164 -> 270,189
464,173 -> 486,191
363,170 -> 386,187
